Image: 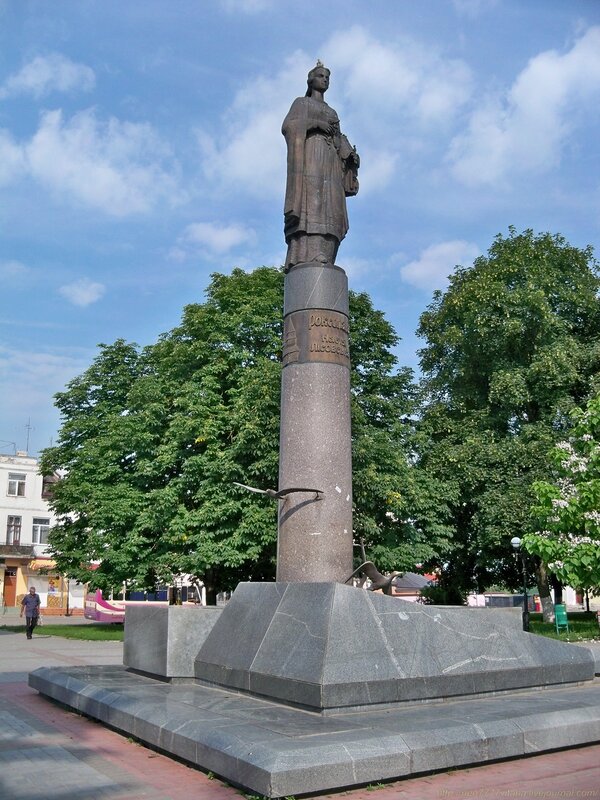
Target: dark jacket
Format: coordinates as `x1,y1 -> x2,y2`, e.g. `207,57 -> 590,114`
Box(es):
21,593 -> 41,617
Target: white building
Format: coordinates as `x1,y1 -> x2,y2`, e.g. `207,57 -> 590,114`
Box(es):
0,452 -> 85,613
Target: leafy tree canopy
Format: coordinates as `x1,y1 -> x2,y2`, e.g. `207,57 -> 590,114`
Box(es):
416,228 -> 600,600
525,394 -> 600,592
419,227 -> 600,430
41,267 -> 452,599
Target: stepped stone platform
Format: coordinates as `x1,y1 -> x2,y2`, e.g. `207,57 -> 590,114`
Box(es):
29,583 -> 600,797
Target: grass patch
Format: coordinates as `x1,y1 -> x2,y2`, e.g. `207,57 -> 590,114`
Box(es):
529,611 -> 600,642
2,613 -> 596,645
0,623 -> 124,641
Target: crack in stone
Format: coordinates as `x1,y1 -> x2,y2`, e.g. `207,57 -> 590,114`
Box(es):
442,655 -> 520,674
523,735 -> 540,751
341,744 -> 358,782
274,611 -> 327,641
365,596 -> 406,678
303,268 -> 324,309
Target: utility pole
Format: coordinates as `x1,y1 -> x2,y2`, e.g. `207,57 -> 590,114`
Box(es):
25,418 -> 33,454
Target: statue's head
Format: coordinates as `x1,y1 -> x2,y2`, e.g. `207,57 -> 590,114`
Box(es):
306,60 -> 330,96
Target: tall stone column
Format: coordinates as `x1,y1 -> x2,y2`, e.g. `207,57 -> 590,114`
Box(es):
277,262 -> 353,582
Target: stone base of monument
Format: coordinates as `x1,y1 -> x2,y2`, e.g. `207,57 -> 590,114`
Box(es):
193,582 -> 595,707
29,583 -> 600,797
123,605 -> 222,678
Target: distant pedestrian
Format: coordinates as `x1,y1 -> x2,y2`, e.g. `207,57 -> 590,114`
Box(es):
20,586 -> 41,639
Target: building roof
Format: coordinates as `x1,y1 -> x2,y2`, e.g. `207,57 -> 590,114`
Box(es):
392,572 -> 431,590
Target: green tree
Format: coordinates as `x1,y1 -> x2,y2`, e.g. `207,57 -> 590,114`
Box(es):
525,395 -> 600,593
350,291 -> 453,570
42,267 -> 451,602
417,228 -> 600,616
39,339 -> 149,592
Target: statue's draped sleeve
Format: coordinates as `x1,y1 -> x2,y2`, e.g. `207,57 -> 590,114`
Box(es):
282,97 -> 309,230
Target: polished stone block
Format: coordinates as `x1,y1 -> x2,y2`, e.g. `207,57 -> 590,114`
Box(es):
29,664 -> 600,798
194,582 -> 595,709
124,605 -> 222,678
29,585 -> 600,796
283,262 -> 349,316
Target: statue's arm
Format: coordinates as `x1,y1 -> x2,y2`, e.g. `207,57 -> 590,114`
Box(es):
339,133 -> 359,165
282,98 -> 308,137
282,98 -> 309,221
339,132 -> 360,197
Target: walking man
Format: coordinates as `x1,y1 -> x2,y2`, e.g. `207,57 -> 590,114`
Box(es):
20,586 -> 41,639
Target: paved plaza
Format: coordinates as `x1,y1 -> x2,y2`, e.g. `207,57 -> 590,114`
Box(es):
0,622 -> 599,800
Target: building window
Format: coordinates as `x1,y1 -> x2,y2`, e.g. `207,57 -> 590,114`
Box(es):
32,518 -> 50,544
41,475 -> 57,500
7,473 -> 26,497
7,515 -> 22,545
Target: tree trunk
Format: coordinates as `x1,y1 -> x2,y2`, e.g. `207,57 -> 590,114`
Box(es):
203,568 -> 218,606
551,574 -> 563,605
534,557 -> 554,623
205,586 -> 218,606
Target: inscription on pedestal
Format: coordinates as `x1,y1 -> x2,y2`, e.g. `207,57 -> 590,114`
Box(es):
283,309 -> 350,368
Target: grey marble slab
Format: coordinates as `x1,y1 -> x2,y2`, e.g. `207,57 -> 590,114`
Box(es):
283,263 -> 349,316
29,664 -> 600,798
195,583 -> 285,681
124,605 -> 222,678
195,583 -> 595,709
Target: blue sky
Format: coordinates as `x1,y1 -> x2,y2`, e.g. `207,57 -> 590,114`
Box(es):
1,0 -> 599,456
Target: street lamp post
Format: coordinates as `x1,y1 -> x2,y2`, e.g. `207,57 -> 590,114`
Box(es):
510,536 -> 530,631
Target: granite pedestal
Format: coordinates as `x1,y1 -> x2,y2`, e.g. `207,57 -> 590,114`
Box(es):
30,582 -> 600,796
194,583 -> 594,709
30,663 -> 600,798
124,605 -> 222,678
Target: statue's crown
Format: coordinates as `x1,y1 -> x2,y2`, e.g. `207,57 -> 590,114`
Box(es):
308,59 -> 329,77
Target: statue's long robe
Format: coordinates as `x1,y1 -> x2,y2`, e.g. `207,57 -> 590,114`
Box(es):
282,96 -> 349,245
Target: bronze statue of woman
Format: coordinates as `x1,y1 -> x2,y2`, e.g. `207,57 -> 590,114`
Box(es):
282,61 -> 359,271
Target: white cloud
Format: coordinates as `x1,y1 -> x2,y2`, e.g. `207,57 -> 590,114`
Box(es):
1,108 -> 183,215
0,53 -> 95,99
0,343 -> 92,441
59,278 -> 106,307
196,51 -> 307,200
197,29 -> 472,203
0,129 -> 26,185
340,256 -> 380,282
173,221 -> 257,260
198,108 -> 286,198
0,260 -> 32,286
448,27 -> 600,186
399,240 -> 480,291
0,344 -> 88,387
219,0 -> 272,11
325,26 -> 473,127
16,108 -> 183,215
356,146 -> 398,194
